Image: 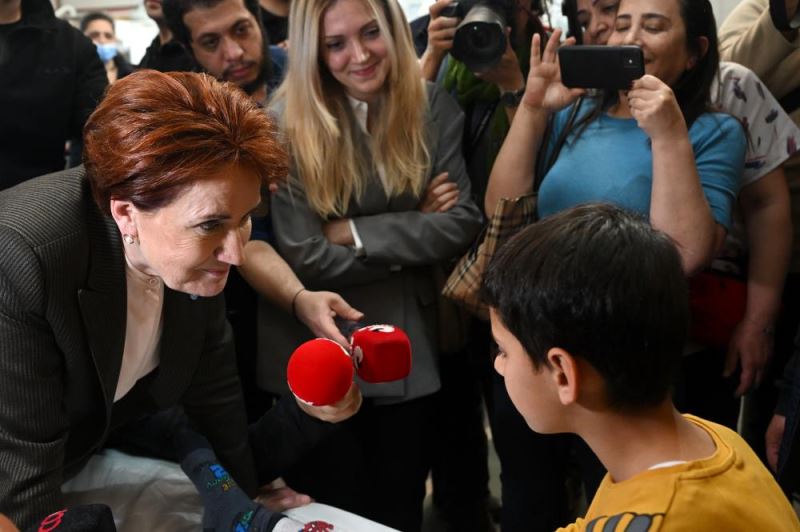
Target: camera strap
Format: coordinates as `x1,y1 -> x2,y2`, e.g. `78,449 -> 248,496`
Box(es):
770,0 -> 800,31
467,99 -> 500,153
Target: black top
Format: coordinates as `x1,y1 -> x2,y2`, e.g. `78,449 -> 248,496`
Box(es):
113,54 -> 135,79
259,6 -> 288,45
0,19 -> 21,36
138,35 -> 197,72
0,0 -> 107,189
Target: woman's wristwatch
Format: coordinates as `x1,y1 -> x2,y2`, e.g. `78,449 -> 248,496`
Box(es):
500,88 -> 525,108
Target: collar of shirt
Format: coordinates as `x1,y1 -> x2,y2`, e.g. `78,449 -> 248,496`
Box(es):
346,94 -> 389,190
347,94 -> 370,135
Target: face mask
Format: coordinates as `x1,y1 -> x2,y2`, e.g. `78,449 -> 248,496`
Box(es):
96,42 -> 118,63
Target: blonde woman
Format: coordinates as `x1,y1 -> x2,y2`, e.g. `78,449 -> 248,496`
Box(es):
254,0 -> 482,529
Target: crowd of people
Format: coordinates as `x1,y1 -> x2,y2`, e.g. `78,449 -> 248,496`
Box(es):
1,0 -> 800,531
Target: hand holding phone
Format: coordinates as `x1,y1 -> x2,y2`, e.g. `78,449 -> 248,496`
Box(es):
521,29 -> 584,112
558,45 -> 644,90
627,75 -> 686,142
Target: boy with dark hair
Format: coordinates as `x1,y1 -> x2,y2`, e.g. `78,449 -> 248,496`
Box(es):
482,203 -> 800,531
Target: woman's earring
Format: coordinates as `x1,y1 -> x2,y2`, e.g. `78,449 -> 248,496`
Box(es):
123,234 -> 136,245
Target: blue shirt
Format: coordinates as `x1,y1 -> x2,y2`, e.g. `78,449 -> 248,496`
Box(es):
538,102 -> 746,229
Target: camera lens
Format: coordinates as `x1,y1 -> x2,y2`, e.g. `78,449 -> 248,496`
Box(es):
466,26 -> 491,49
621,47 -> 642,70
451,5 -> 507,73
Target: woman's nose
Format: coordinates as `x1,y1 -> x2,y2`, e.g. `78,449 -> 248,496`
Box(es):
352,41 -> 369,63
218,229 -> 245,266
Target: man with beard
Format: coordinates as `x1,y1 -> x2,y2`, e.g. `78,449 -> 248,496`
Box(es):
139,0 -> 197,72
163,0 -> 284,106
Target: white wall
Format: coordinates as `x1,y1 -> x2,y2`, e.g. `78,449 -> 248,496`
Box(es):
711,0 -> 742,26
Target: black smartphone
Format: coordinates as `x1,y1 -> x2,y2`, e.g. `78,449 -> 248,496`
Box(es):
558,46 -> 644,90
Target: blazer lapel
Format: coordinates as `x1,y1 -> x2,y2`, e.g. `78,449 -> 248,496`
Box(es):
77,192 -> 126,417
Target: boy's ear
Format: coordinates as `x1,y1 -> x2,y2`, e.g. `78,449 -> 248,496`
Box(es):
546,347 -> 579,406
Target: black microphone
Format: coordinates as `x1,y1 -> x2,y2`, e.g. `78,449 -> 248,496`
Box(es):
25,505 -> 117,532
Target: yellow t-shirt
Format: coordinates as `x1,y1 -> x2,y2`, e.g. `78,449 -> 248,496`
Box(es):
557,415 -> 800,531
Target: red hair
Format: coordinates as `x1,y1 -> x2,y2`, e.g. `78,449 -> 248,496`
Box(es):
83,70 -> 287,214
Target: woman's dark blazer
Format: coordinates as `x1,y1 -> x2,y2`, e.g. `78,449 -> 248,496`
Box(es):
0,167 -> 288,527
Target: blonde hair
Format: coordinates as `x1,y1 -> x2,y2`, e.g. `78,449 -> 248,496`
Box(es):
273,0 -> 429,218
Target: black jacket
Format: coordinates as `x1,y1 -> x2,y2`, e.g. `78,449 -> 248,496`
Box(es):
0,0 -> 107,190
138,35 -> 197,72
0,167 -> 335,528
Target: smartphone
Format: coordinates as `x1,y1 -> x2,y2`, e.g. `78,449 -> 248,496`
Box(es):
558,46 -> 644,90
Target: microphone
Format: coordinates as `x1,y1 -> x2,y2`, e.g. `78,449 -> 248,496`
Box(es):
287,338 -> 354,406
337,320 -> 412,384
25,505 -> 117,532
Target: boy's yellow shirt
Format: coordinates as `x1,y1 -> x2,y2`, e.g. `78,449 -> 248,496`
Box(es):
558,415 -> 800,531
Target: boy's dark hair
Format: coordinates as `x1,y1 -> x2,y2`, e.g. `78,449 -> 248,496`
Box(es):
80,12 -> 115,32
162,0 -> 263,49
482,203 -> 688,411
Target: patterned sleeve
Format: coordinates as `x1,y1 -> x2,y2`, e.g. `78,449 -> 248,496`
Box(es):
715,62 -> 800,187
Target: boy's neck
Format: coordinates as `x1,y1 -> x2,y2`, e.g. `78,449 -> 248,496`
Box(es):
579,403 -> 717,483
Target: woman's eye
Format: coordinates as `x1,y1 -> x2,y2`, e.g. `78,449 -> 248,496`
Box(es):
613,23 -> 630,32
602,3 -> 619,14
364,26 -> 381,39
326,40 -> 344,51
198,221 -> 222,233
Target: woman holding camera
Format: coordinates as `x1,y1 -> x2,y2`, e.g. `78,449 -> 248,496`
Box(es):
488,0 -> 745,274
255,0 -> 482,530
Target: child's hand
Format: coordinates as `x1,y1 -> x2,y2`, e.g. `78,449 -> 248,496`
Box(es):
256,480 -> 313,512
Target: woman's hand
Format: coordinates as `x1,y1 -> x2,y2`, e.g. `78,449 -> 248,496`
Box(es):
322,219 -> 355,246
522,29 -> 584,112
295,382 -> 362,423
626,75 -> 687,141
724,318 -> 773,397
418,172 -> 459,213
766,414 -> 786,472
293,289 -> 364,347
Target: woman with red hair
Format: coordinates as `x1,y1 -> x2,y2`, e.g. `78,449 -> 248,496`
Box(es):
0,70 -> 360,529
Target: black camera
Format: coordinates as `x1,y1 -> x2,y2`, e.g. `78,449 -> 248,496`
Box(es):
440,1 -> 510,73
